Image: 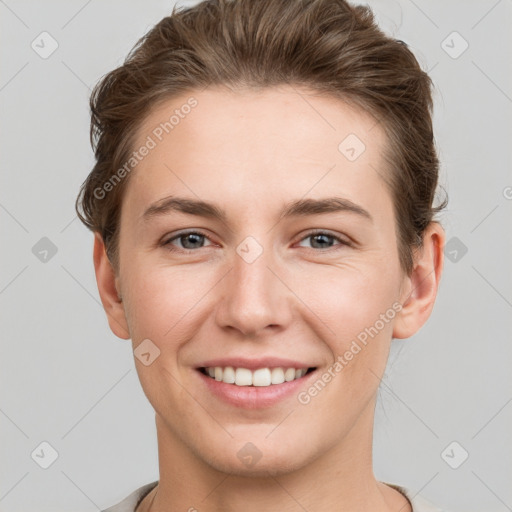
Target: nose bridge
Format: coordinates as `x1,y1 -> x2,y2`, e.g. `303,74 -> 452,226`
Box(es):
216,235 -> 292,336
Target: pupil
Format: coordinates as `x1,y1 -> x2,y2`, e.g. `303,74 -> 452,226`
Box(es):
312,234 -> 331,248
183,233 -> 203,249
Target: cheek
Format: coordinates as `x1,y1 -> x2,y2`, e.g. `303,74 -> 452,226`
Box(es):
301,260 -> 401,385
121,264 -> 213,400
121,262 -> 218,341
292,269 -> 400,433
304,258 -> 400,333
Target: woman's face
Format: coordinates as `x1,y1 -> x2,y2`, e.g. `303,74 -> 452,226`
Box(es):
101,85 -> 419,475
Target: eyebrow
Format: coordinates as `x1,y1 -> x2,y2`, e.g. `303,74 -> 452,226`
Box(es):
141,195 -> 373,223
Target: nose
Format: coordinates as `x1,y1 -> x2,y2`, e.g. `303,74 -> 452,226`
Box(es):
215,240 -> 294,338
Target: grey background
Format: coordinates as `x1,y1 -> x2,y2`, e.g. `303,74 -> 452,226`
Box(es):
1,0 -> 511,511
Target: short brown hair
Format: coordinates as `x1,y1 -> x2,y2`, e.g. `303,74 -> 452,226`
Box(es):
76,0 -> 447,275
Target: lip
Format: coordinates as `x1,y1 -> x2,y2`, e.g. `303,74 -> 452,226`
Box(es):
195,361 -> 318,409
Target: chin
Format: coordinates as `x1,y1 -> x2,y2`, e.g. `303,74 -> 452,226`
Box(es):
194,434 -> 318,478
207,452 -> 311,478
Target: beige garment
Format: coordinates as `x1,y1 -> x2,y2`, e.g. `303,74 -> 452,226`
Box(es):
101,480 -> 450,512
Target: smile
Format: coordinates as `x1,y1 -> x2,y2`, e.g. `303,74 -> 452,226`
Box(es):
199,366 -> 316,386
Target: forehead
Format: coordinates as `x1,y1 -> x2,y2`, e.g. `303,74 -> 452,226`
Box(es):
123,85 -> 391,223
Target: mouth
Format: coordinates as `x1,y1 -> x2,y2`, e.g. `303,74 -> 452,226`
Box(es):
198,366 -> 316,386
195,364 -> 318,409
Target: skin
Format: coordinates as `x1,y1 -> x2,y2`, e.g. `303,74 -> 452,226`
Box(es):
93,85 -> 444,512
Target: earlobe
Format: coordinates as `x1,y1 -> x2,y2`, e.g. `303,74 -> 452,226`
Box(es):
392,222 -> 445,339
93,232 -> 131,340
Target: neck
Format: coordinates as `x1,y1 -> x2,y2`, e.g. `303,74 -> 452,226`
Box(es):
144,401 -> 411,512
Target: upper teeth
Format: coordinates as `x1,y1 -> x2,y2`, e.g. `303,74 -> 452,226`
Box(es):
204,367 -> 309,386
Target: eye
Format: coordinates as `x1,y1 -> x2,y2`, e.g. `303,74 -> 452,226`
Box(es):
162,230 -> 214,251
161,229 -> 351,253
296,230 -> 351,250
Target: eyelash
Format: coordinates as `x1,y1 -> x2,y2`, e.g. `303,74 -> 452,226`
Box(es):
161,229 -> 352,253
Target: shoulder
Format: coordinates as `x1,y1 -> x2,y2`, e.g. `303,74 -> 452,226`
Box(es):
387,483 -> 452,512
101,481 -> 158,512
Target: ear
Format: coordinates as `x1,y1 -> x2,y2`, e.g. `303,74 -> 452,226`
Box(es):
392,222 -> 445,339
93,232 -> 130,340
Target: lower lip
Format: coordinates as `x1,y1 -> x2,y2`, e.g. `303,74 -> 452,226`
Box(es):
197,369 -> 317,409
